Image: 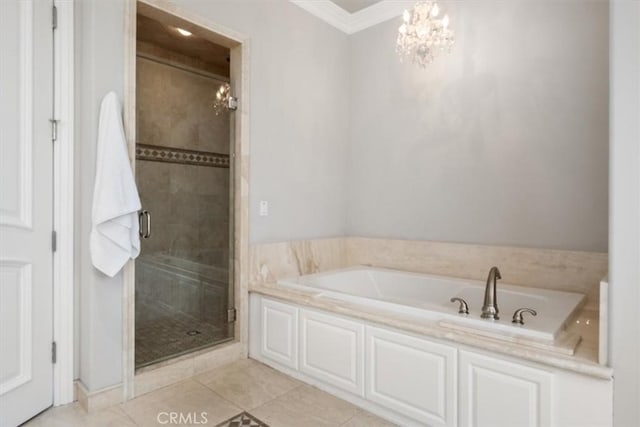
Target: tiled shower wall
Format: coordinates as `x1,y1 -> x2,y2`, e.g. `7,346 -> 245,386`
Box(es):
136,56 -> 230,270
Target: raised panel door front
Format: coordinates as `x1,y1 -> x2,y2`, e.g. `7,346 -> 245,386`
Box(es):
459,351 -> 552,427
299,309 -> 364,396
366,327 -> 457,426
0,1 -> 54,426
261,298 -> 298,369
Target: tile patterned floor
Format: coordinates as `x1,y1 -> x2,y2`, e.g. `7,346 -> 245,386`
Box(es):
135,313 -> 232,368
24,359 -> 397,427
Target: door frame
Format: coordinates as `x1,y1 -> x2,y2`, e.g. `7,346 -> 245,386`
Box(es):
52,0 -> 75,406
122,0 -> 251,399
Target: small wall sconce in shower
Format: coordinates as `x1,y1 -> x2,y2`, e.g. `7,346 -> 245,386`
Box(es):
213,83 -> 237,115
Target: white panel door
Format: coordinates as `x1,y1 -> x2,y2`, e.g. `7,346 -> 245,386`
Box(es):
365,327 -> 457,426
0,1 -> 54,426
459,351 -> 552,427
261,299 -> 298,369
299,309 -> 364,396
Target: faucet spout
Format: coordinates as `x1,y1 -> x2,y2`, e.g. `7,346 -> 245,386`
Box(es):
481,266 -> 501,320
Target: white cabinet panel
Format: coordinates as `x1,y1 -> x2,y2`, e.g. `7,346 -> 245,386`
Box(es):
366,327 -> 457,426
460,351 -> 552,427
250,296 -> 611,427
261,299 -> 298,369
300,309 -> 364,396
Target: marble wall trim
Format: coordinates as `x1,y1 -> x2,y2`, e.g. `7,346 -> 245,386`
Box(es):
346,237 -> 607,310
136,143 -> 230,168
249,237 -> 608,310
249,238 -> 347,285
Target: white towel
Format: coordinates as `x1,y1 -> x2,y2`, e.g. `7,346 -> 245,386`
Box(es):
90,92 -> 141,277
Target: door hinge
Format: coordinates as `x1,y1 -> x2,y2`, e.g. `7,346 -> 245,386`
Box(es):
52,5 -> 58,30
227,308 -> 237,323
52,341 -> 57,364
52,230 -> 57,252
50,119 -> 58,142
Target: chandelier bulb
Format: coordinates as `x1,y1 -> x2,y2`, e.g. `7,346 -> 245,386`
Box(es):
396,1 -> 454,68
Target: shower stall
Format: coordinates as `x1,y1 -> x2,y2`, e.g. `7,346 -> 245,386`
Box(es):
134,11 -> 234,369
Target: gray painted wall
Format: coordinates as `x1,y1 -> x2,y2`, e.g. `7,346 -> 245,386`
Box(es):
172,0 -> 351,244
75,0 -> 126,390
609,1 -> 640,425
347,0 -> 609,252
74,0 -> 349,390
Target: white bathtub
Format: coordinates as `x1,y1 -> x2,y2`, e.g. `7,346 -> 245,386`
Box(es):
278,267 -> 585,341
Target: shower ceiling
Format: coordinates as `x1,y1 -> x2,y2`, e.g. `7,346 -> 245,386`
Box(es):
137,13 -> 229,76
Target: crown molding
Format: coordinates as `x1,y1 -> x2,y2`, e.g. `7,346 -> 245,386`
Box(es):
291,0 -> 411,35
291,0 -> 352,33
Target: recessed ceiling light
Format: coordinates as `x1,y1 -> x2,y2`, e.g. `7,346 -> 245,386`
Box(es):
176,27 -> 192,37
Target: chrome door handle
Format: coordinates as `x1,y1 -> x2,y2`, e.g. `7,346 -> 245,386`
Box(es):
139,210 -> 151,239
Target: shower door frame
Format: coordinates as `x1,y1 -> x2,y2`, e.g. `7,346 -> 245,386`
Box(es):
122,0 -> 251,400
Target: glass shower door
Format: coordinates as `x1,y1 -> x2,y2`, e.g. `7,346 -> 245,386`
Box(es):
133,51 -> 233,369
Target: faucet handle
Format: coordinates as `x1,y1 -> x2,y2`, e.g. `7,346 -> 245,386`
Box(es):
512,308 -> 537,325
450,297 -> 469,315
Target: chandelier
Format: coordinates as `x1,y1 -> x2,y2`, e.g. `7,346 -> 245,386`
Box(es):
213,82 -> 231,116
396,2 -> 455,68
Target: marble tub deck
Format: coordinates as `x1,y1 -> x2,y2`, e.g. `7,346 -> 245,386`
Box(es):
26,359 -> 394,427
250,281 -> 612,380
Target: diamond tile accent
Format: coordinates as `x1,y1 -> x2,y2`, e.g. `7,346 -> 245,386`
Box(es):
216,411 -> 270,427
136,143 -> 230,168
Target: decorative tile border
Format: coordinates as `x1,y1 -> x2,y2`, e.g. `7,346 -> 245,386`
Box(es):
136,143 -> 230,168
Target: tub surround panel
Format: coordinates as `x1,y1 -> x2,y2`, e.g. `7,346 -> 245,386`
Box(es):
346,237 -> 607,310
249,238 -> 348,287
598,277 -> 609,365
250,237 -> 607,310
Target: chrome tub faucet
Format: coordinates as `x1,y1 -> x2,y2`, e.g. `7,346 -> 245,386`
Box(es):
481,266 -> 501,320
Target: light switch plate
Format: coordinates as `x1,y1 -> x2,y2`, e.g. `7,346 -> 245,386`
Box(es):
259,200 -> 269,216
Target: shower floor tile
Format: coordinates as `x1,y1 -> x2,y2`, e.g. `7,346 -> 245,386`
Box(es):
135,312 -> 232,368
